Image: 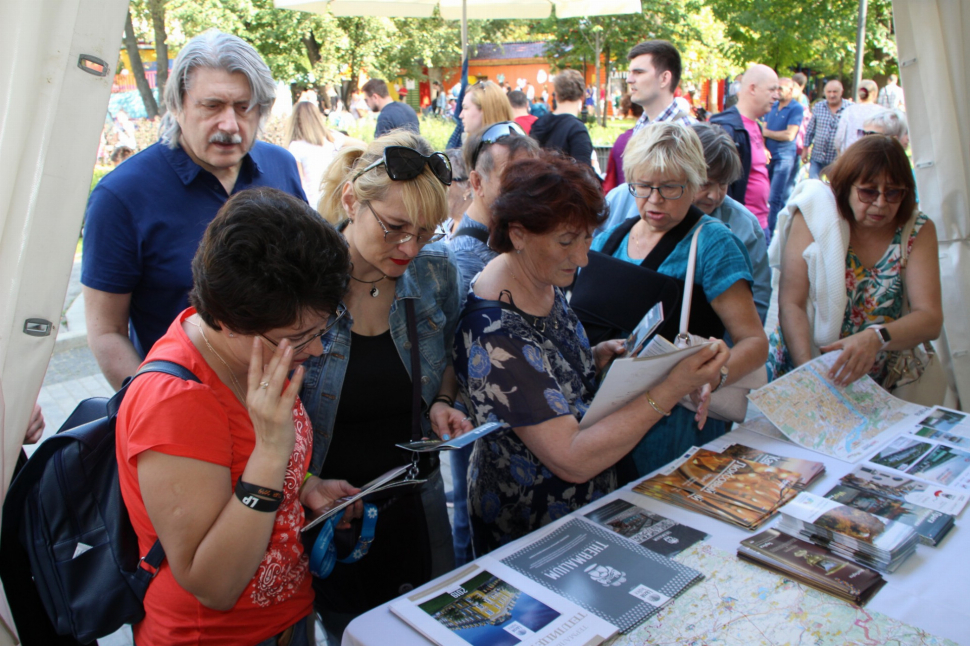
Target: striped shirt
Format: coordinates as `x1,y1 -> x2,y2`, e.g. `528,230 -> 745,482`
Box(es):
805,99 -> 850,165
632,99 -> 694,135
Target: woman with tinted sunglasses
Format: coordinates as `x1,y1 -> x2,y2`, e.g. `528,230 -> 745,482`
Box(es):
768,135 -> 942,389
301,130 -> 472,641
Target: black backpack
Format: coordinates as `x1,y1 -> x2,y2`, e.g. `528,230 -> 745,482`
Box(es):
0,361 -> 199,644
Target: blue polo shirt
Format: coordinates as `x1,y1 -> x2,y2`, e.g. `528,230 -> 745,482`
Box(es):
81,140 -> 305,357
764,100 -> 804,159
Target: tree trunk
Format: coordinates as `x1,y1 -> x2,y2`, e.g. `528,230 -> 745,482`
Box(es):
148,0 -> 168,116
123,9 -> 159,119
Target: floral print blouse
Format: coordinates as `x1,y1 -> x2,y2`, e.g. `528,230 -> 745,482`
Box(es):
767,212 -> 927,384
454,289 -> 617,556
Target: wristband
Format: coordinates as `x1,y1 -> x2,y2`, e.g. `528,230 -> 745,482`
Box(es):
235,484 -> 282,512
644,391 -> 671,417
235,479 -> 283,501
304,472 -> 314,484
431,395 -> 455,408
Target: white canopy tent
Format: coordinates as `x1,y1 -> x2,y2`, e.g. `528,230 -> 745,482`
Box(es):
0,0 -> 967,642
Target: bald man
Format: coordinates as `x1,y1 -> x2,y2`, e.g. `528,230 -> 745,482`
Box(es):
711,64 -> 780,239
802,79 -> 850,178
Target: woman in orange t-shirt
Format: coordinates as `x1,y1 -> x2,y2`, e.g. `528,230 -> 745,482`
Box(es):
117,188 -> 357,645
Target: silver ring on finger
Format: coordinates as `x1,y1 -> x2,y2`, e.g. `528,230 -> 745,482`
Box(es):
259,381 -> 270,389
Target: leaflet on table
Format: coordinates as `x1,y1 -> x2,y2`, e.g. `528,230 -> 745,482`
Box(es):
500,518 -> 703,633
746,352 -> 926,463
397,422 -> 505,453
632,446 -> 801,530
867,434 -> 970,490
581,498 -> 708,558
839,464 -> 969,515
302,464 -> 421,533
580,341 -> 712,429
389,559 -> 617,646
824,484 -> 954,546
777,492 -> 917,555
738,529 -> 886,606
705,438 -> 825,489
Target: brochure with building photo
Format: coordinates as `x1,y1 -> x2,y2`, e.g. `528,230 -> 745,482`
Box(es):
632,447 -> 801,530
582,498 -> 708,558
823,484 -> 954,546
500,518 -> 703,633
868,435 -> 970,490
716,442 -> 825,489
390,559 -> 617,646
839,465 -> 969,515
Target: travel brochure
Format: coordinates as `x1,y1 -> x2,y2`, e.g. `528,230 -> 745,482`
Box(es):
839,464 -> 969,516
632,447 -> 802,530
823,483 -> 954,546
582,498 -> 708,558
706,439 -> 825,489
398,422 -> 505,453
737,529 -> 886,606
302,464 -> 421,532
499,518 -> 704,633
776,492 -> 920,573
390,559 -> 617,646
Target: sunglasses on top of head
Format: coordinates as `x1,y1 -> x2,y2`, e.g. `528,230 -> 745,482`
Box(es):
470,121 -> 527,170
353,146 -> 452,186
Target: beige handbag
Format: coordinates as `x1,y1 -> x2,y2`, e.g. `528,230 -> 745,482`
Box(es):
675,223 -> 767,422
882,213 -> 947,406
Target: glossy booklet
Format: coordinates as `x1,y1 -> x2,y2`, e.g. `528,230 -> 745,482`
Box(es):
397,422 -> 505,452
582,498 -> 707,558
824,483 -> 954,546
302,464 -> 421,533
390,558 -> 617,646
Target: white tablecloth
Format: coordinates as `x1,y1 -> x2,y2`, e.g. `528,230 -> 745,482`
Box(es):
342,426 -> 969,646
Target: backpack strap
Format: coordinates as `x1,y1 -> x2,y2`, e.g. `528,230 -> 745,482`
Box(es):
600,206 -> 702,271
452,227 -> 490,245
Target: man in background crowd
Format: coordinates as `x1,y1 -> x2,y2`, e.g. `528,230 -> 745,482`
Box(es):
802,79 -> 850,178
508,90 -> 537,134
762,77 -> 804,239
362,78 -> 420,138
627,40 -> 693,135
878,73 -> 905,111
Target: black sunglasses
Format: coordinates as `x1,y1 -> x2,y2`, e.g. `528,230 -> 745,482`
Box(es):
470,121 -> 527,170
353,146 -> 452,186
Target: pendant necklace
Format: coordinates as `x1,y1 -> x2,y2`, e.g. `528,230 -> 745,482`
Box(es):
194,320 -> 246,403
349,263 -> 387,297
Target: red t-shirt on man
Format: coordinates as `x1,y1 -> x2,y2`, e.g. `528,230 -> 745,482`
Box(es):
117,309 -> 314,645
514,113 -> 538,135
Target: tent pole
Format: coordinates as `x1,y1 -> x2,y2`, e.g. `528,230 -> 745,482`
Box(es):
852,0 -> 868,100
461,0 -> 467,64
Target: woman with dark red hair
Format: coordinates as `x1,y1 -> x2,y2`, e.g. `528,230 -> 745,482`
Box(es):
453,151 -> 729,555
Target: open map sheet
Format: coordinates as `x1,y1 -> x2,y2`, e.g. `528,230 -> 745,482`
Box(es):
617,543 -> 957,646
747,353 -> 925,462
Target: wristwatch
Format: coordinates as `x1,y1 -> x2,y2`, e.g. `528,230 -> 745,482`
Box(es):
712,365 -> 729,392
869,324 -> 891,350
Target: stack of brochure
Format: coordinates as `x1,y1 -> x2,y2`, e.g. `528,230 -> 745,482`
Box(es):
738,529 -> 886,606
823,483 -> 955,546
776,492 -> 920,573
717,443 -> 825,490
632,447 -> 802,530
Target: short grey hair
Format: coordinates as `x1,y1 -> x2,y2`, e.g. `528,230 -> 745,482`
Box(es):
691,123 -> 743,184
864,109 -> 909,140
623,122 -> 707,191
159,31 -> 276,148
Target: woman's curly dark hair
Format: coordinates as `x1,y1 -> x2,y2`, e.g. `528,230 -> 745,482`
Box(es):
190,187 -> 350,333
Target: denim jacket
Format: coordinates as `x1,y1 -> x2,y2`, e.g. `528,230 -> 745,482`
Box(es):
301,242 -> 463,475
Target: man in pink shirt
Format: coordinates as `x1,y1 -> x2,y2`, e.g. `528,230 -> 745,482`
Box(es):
710,65 -> 780,241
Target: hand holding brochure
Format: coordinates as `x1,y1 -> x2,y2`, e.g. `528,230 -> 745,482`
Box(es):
397,422 -> 505,453
302,464 -> 421,533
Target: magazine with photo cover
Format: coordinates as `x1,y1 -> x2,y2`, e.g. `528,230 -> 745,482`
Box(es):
718,443 -> 825,489
632,447 -> 801,530
582,498 -> 708,558
500,518 -> 703,633
737,529 -> 886,606
824,484 -> 955,546
390,559 -> 617,646
840,464 -> 969,515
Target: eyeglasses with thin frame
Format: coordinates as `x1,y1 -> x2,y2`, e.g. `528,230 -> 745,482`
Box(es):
368,202 -> 445,245
470,121 -> 527,170
853,184 -> 906,204
628,183 -> 687,200
258,306 -> 347,353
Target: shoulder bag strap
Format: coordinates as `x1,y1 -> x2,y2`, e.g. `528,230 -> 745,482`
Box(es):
452,227 -> 490,245
404,299 -> 423,442
600,216 -> 639,257
642,207 -> 702,270
676,222 -> 708,347
462,297 -> 598,396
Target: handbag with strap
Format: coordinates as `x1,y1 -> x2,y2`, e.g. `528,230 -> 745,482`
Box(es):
674,222 -> 767,423
882,213 -> 947,406
571,206 -> 724,346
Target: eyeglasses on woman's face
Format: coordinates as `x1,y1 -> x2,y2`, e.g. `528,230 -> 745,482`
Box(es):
258,306 -> 347,353
628,182 -> 687,200
853,185 -> 906,204
368,202 -> 445,246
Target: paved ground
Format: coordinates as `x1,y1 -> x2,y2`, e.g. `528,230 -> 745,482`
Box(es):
31,256 -> 455,644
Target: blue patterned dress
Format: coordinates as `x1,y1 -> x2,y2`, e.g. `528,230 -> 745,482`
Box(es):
454,288 -> 617,556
